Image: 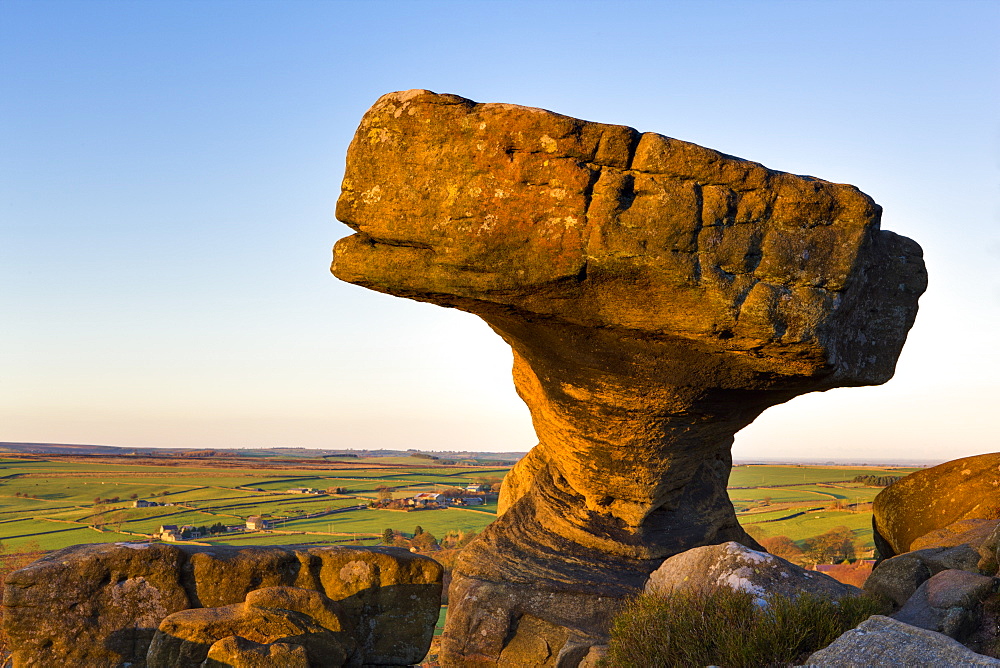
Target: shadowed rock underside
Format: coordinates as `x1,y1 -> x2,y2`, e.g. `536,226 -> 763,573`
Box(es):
332,89 -> 927,666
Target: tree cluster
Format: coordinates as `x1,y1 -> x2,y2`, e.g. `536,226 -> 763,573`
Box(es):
851,474 -> 900,487
801,526 -> 856,565
379,527 -> 441,552
439,529 -> 478,550
753,526 -> 859,567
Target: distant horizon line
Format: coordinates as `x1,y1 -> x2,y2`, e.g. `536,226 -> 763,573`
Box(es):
0,441 -> 944,468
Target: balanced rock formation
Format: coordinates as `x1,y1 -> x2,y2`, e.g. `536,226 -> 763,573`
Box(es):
332,90 -> 926,665
873,453 -> 1000,560
2,542 -> 442,667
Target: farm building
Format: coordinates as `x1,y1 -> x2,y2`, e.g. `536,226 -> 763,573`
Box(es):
465,484 -> 487,493
411,492 -> 445,505
461,497 -> 485,506
133,499 -> 157,508
158,524 -> 179,541
246,516 -> 269,531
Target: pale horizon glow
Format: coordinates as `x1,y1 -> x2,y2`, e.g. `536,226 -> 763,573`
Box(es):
2,1 -> 998,463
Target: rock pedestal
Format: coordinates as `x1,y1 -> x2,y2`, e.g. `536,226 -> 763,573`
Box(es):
332,90 -> 927,665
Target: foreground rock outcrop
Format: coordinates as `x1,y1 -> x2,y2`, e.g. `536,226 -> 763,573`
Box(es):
332,89 -> 926,665
873,452 -> 1000,560
865,544 -> 988,608
805,615 -> 1000,667
891,569 -> 998,640
2,542 -> 442,667
848,456 -> 1000,660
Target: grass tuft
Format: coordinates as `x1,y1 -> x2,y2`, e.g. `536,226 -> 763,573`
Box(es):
603,587 -> 889,668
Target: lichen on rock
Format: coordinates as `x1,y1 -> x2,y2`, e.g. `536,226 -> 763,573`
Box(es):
644,541 -> 861,606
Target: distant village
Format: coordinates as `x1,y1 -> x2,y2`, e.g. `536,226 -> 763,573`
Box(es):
146,482 -> 495,541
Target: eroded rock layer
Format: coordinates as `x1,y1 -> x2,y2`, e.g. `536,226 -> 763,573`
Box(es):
2,542 -> 442,667
332,90 -> 927,666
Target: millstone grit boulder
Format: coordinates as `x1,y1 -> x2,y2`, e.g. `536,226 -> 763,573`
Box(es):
332,90 -> 926,666
872,452 -> 1000,559
644,541 -> 860,603
805,615 -> 1000,667
979,524 -> 1000,575
864,544 -> 984,609
890,569 -> 999,641
147,598 -> 348,667
2,542 -> 442,667
202,636 -> 310,668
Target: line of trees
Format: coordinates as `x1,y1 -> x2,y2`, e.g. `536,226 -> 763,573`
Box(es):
852,474 -> 900,487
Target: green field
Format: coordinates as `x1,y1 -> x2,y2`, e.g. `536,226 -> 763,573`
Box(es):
0,456 -> 508,554
0,456 -> 917,562
742,510 -> 876,550
278,507 -> 496,538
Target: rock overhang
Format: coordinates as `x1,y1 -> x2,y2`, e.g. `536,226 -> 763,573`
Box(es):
333,89 -> 926,393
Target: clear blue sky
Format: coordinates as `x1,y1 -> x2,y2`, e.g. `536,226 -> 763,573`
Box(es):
2,0 -> 997,462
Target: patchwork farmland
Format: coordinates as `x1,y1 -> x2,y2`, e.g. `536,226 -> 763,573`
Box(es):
0,454 -> 917,560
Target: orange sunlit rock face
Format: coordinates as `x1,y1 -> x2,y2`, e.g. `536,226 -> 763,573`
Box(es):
332,90 -> 927,666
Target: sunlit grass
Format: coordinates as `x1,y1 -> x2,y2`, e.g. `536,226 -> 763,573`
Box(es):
740,509 -> 875,550
604,588 -> 889,668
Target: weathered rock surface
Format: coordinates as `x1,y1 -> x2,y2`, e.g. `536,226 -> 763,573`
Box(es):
645,541 -> 860,603
864,551 -> 932,608
914,543 -> 986,574
910,518 -> 1000,553
201,636 -> 310,668
2,542 -> 442,667
891,569 -> 998,640
864,546 -> 978,607
332,89 -> 926,666
147,599 -> 347,667
864,543 -> 989,610
873,453 -> 1000,559
979,523 -> 1000,575
805,615 -> 1000,666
